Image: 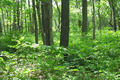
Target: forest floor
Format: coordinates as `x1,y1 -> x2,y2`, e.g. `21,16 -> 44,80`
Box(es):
0,30 -> 120,80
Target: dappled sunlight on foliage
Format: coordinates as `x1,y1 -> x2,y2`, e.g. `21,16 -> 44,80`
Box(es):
0,30 -> 120,79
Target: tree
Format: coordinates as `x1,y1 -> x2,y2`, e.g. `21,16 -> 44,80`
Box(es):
17,0 -> 20,31
41,0 -> 54,46
13,0 -> 17,31
36,0 -> 45,45
82,0 -> 87,35
92,0 -> 95,39
98,0 -> 101,30
54,0 -> 61,32
1,7 -> 5,33
108,0 -> 117,31
28,0 -> 32,33
0,19 -> 2,33
20,1 -> 23,33
60,0 -> 69,47
24,2 -> 27,32
32,0 -> 38,44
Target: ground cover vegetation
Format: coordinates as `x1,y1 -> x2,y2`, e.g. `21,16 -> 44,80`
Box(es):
0,29 -> 120,80
0,0 -> 120,80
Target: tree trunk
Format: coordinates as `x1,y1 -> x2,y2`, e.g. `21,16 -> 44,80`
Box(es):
32,0 -> 38,44
21,1 -> 23,33
118,16 -> 120,30
36,0 -> 46,45
17,0 -> 20,31
10,7 -> 12,32
92,0 -> 95,40
82,0 -> 87,35
54,0 -> 61,31
30,13 -> 35,34
0,20 -> 2,34
49,0 -> 54,46
28,0 -> 31,32
24,3 -> 27,32
1,7 -> 5,33
98,0 -> 101,30
60,0 -> 69,47
60,0 -> 69,61
13,0 -> 17,31
42,0 -> 54,46
6,10 -> 9,32
112,5 -> 116,31
108,0 -> 117,31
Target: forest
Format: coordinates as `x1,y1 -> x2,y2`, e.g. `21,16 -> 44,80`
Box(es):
0,0 -> 120,79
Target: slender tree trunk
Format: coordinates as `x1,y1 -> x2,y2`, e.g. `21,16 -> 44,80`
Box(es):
0,20 -> 2,34
42,0 -> 54,46
10,7 -> 12,32
118,17 -> 120,30
55,0 -> 61,31
92,0 -> 95,39
49,0 -> 54,45
28,0 -> 31,32
108,0 -> 117,31
119,21 -> 120,30
32,0 -> 38,44
6,9 -> 8,32
30,13 -> 35,33
21,1 -> 23,33
112,3 -> 116,31
60,0 -> 69,61
13,0 -> 17,31
1,7 -> 5,34
36,0 -> 46,45
17,0 -> 20,31
98,0 -> 101,30
60,0 -> 69,47
24,3 -> 27,32
41,1 -> 45,33
82,0 -> 87,35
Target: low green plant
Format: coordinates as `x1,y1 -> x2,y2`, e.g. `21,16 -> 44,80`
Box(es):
0,30 -> 120,79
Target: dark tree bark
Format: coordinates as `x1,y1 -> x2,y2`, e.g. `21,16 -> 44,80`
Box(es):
21,1 -> 23,33
54,0 -> 61,31
0,20 -> 2,33
41,1 -> 45,33
6,9 -> 9,32
78,19 -> 81,28
92,0 -> 95,39
82,0 -> 87,35
108,0 -> 117,31
41,0 -> 54,46
98,0 -> 101,30
1,7 -> 5,33
119,17 -> 120,30
30,13 -> 35,34
10,7 -> 12,32
60,0 -> 69,47
28,0 -> 31,32
24,3 -> 27,32
17,0 -> 20,31
32,0 -> 38,44
36,0 -> 46,45
13,0 -> 17,31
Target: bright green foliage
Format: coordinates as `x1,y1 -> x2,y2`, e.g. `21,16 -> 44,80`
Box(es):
0,29 -> 120,79
0,32 -> 21,53
0,0 -> 120,79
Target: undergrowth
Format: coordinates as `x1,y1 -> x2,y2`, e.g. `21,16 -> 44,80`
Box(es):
0,30 -> 120,80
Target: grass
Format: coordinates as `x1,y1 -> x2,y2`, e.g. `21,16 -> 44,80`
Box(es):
0,29 -> 120,80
